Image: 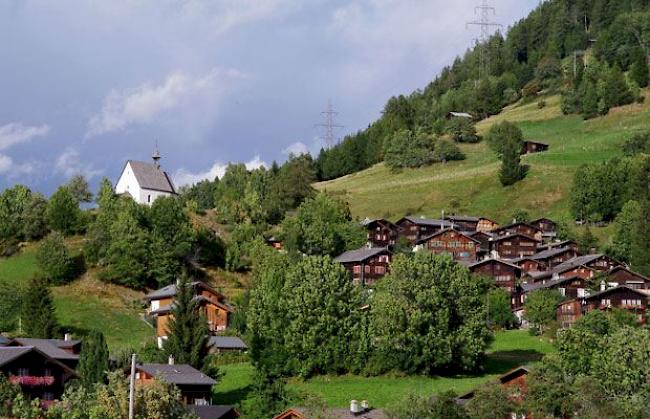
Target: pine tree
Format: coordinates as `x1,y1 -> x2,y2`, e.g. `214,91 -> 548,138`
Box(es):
163,276 -> 209,370
581,81 -> 599,119
21,277 -> 59,338
631,156 -> 650,275
630,49 -> 649,89
78,330 -> 109,388
499,136 -> 526,186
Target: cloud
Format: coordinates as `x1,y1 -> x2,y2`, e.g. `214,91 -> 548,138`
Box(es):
0,122 -> 50,151
282,141 -> 309,156
0,154 -> 12,173
55,147 -> 103,180
0,153 -> 36,176
174,155 -> 269,187
86,68 -> 247,137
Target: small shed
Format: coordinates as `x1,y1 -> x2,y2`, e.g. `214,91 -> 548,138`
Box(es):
521,140 -> 549,154
446,111 -> 473,120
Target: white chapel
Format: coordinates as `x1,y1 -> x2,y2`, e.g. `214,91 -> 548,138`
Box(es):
115,148 -> 177,205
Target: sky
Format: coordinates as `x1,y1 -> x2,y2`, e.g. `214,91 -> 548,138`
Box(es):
0,0 -> 539,194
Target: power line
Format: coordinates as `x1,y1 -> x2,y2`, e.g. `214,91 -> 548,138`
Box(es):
466,0 -> 503,79
316,99 -> 343,149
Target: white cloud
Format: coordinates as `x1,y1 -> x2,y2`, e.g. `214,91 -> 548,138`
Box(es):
86,68 -> 247,137
174,155 -> 269,187
0,153 -> 35,176
282,141 -> 309,156
55,147 -> 103,180
0,122 -> 50,151
0,154 -> 12,173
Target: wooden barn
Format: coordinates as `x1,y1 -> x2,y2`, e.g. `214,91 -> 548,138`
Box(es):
493,222 -> 543,242
530,246 -> 578,268
557,299 -> 584,328
414,229 -> 480,262
395,216 -> 454,243
362,218 -> 399,248
521,140 -> 549,154
489,233 -> 540,259
606,267 -> 650,290
468,259 -> 522,294
334,247 -> 392,286
584,285 -> 649,323
444,215 -> 480,231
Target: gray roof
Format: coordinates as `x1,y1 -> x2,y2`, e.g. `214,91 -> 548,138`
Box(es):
400,216 -> 454,228
188,405 -> 238,419
208,336 -> 248,350
468,258 -> 522,271
137,363 -> 217,386
522,276 -> 581,293
277,408 -> 386,419
127,160 -> 177,194
538,240 -> 577,251
334,247 -> 390,263
584,285 -> 650,301
445,215 -> 480,222
448,112 -> 473,118
0,335 -> 9,346
145,281 -> 218,301
0,347 -> 33,367
554,254 -> 605,272
416,228 -> 480,245
530,246 -> 574,260
11,338 -> 79,361
489,232 -> 540,243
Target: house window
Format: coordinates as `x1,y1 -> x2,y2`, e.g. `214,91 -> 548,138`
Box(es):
18,368 -> 28,376
375,266 -> 386,275
601,299 -> 611,306
194,398 -> 208,406
147,194 -> 151,203
364,265 -> 370,273
353,265 -> 361,274
43,392 -> 54,401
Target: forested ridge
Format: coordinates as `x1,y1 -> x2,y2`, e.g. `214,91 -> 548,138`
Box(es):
315,0 -> 650,180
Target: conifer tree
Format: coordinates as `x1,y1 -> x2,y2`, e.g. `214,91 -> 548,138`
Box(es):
499,136 -> 526,186
581,81 -> 599,119
78,330 -> 109,387
163,276 -> 209,370
21,277 -> 59,338
631,156 -> 650,275
630,50 -> 649,89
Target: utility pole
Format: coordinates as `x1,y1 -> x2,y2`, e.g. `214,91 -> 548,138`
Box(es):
129,353 -> 136,419
316,99 -> 343,149
466,0 -> 502,79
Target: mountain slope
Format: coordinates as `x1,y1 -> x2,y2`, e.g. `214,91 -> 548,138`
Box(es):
315,91 -> 650,223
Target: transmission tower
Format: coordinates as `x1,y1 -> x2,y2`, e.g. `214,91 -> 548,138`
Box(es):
316,99 -> 343,148
466,0 -> 502,79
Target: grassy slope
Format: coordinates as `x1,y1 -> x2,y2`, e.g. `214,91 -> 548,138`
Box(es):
214,330 -> 555,409
315,91 -> 650,225
0,244 -> 152,351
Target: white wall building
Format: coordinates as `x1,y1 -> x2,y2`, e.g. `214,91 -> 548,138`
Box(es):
115,151 -> 177,205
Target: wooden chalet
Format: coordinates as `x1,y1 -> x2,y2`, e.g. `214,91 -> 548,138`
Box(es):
457,366 -> 530,407
362,218 -> 399,248
468,231 -> 493,258
395,216 -> 454,243
521,140 -> 549,154
207,336 -> 248,354
477,217 -> 500,233
444,215 -> 480,231
468,259 -> 522,294
274,407 -> 385,419
530,217 -> 556,234
510,256 -> 546,274
0,346 -> 79,404
584,285 -> 649,323
557,299 -> 584,328
188,406 -> 240,419
606,266 -> 650,290
523,275 -> 588,300
493,222 -> 543,242
414,229 -> 480,262
526,254 -> 619,284
145,281 -> 233,347
529,246 -> 578,268
556,254 -> 621,273
7,337 -> 81,369
334,246 -> 391,286
489,233 -> 540,259
132,359 -> 217,407
265,236 -> 283,251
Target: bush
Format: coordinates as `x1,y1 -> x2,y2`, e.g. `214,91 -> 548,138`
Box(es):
537,100 -> 546,109
36,232 -> 76,284
433,139 -> 466,163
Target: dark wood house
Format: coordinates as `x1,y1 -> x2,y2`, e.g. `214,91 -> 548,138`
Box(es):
584,286 -> 649,323
444,215 -> 480,231
468,231 -> 493,257
510,257 -> 546,273
414,229 -> 480,262
557,299 -> 584,328
530,246 -> 578,268
493,222 -> 543,242
489,233 -> 541,259
538,240 -> 579,253
457,366 -> 530,407
557,254 -> 621,273
0,346 -> 78,405
477,217 -> 500,233
530,218 -> 556,234
7,337 -> 81,369
606,267 -> 650,290
523,275 -> 588,300
395,216 -> 453,243
362,218 -> 399,248
521,140 -> 549,154
334,247 -> 391,286
468,259 -> 522,294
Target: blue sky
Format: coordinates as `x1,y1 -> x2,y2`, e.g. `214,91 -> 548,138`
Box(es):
0,0 -> 538,194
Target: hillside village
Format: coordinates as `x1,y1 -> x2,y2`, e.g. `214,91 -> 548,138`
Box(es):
3,0 -> 650,418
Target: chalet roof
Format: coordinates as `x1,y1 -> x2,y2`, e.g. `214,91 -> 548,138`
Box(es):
361,218 -> 397,228
0,335 -> 8,346
10,338 -> 80,361
415,228 -> 480,245
554,254 -> 607,272
530,246 -> 575,260
538,240 -> 577,251
136,363 -> 217,386
522,276 -> 581,293
493,222 -> 542,235
444,215 -> 480,223
126,160 -> 177,194
274,407 -> 386,419
145,281 -> 222,301
188,405 -> 239,419
0,346 -> 79,377
398,216 -> 454,229
523,140 -> 549,146
608,266 -> 650,281
468,258 -> 522,271
489,232 -> 540,243
530,217 -> 556,225
457,366 -> 530,402
208,336 -> 248,351
149,296 -> 234,315
584,285 -> 650,301
334,247 -> 390,263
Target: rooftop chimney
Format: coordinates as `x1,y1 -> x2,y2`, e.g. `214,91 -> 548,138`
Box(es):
168,355 -> 174,365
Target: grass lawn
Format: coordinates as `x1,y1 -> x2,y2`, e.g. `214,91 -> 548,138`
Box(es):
213,330 -> 555,409
315,90 -> 650,228
0,247 -> 40,287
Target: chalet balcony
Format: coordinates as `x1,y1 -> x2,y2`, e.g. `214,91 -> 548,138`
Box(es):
9,375 -> 55,387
